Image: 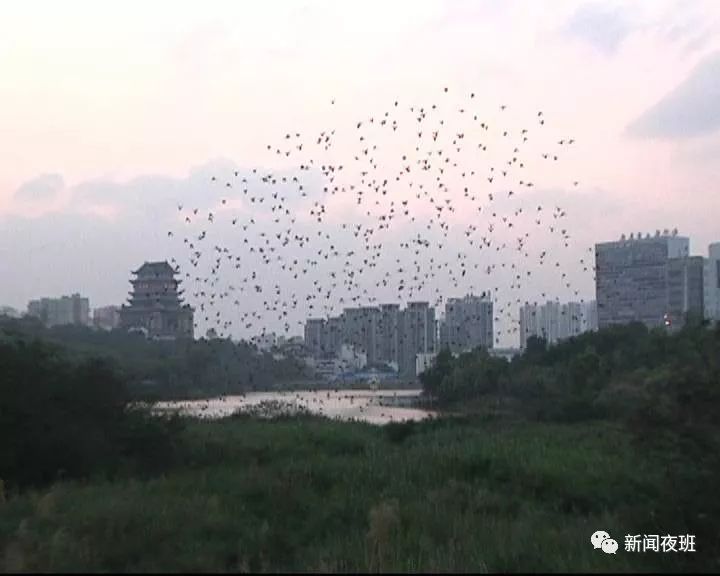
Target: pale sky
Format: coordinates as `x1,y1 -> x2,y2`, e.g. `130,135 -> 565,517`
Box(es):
1,0 -> 720,345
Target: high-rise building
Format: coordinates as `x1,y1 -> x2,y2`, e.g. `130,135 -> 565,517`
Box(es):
519,300 -> 598,349
92,305 -> 120,331
378,304 -> 400,366
666,256 -> 705,328
119,261 -> 194,339
304,318 -> 326,357
440,294 -> 493,353
304,301 -> 437,378
580,301 -> 598,333
341,307 -> 380,365
27,293 -> 90,328
595,232 -> 690,329
399,302 -> 436,378
704,243 -> 720,324
326,316 -> 344,357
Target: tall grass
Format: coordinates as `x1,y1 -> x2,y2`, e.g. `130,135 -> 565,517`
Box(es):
0,415 -> 711,573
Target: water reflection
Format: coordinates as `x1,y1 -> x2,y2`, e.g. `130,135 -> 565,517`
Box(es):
156,389 -> 434,425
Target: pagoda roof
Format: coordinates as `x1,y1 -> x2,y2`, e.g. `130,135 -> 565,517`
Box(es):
131,261 -> 177,276
130,277 -> 180,284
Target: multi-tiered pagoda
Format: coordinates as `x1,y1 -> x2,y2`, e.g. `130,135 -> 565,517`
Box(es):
119,261 -> 194,339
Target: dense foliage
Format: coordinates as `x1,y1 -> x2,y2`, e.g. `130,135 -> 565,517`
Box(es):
421,321 -> 720,427
421,321 -> 720,563
0,417 -> 713,572
0,315 -> 309,400
2,318 -> 719,571
0,338 -> 183,494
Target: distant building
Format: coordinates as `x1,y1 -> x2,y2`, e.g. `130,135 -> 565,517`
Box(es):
325,316 -> 344,357
27,293 -> 90,328
119,261 -> 194,339
276,335 -> 305,358
416,352 -> 437,377
399,302 -> 437,379
704,243 -> 720,324
378,303 -> 401,365
519,300 -> 597,349
339,344 -> 367,371
595,232 -> 691,329
92,305 -> 120,331
439,293 -> 493,353
310,357 -> 344,381
306,344 -> 367,381
666,256 -> 705,328
303,301 -> 437,379
342,307 -> 381,365
489,347 -> 521,361
0,306 -> 21,318
581,301 -> 598,333
304,318 -> 326,357
251,332 -> 277,351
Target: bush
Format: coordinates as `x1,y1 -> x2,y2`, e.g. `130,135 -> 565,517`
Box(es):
0,338 -> 181,492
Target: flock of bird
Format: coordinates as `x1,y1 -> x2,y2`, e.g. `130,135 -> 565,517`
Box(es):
166,87 -> 595,346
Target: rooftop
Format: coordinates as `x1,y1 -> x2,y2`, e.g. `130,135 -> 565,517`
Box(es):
131,261 -> 177,277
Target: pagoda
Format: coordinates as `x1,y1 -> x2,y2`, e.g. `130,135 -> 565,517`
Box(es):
119,261 -> 194,339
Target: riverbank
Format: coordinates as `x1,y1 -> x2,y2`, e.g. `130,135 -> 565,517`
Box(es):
0,414 -> 709,573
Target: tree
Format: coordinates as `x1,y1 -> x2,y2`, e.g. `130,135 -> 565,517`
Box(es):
420,347 -> 454,398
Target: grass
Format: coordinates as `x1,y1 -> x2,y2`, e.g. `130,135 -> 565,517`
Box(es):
0,415 -> 711,573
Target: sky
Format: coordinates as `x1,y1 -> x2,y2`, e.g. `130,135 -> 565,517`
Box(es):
1,0 -> 720,345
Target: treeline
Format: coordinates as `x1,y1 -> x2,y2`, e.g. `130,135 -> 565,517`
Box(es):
421,321 -> 720,429
421,321 -> 720,551
0,316 -> 310,400
0,338 -> 183,495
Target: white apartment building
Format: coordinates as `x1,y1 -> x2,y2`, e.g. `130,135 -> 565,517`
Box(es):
519,300 -> 598,349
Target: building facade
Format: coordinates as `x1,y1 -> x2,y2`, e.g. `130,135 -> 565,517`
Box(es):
92,305 -> 120,331
303,301 -> 437,379
378,303 -> 400,365
705,243 -> 720,324
119,261 -> 194,339
416,352 -> 437,377
341,307 -> 381,366
595,232 -> 690,329
27,293 -> 90,328
304,318 -> 326,357
440,294 -> 493,353
519,300 -> 598,349
398,302 -> 437,378
666,256 -> 705,328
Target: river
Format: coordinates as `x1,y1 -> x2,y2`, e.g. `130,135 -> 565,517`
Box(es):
155,389 -> 435,425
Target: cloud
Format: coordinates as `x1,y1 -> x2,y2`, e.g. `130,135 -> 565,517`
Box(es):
655,0 -> 720,55
625,50 -> 720,139
561,2 -> 635,56
67,159 -> 280,220
14,174 -> 64,202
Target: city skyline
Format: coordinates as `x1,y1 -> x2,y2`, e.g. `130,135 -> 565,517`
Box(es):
9,229 -> 719,350
1,1 -> 720,347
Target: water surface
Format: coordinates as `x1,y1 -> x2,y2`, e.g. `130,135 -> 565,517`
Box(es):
156,389 -> 434,425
